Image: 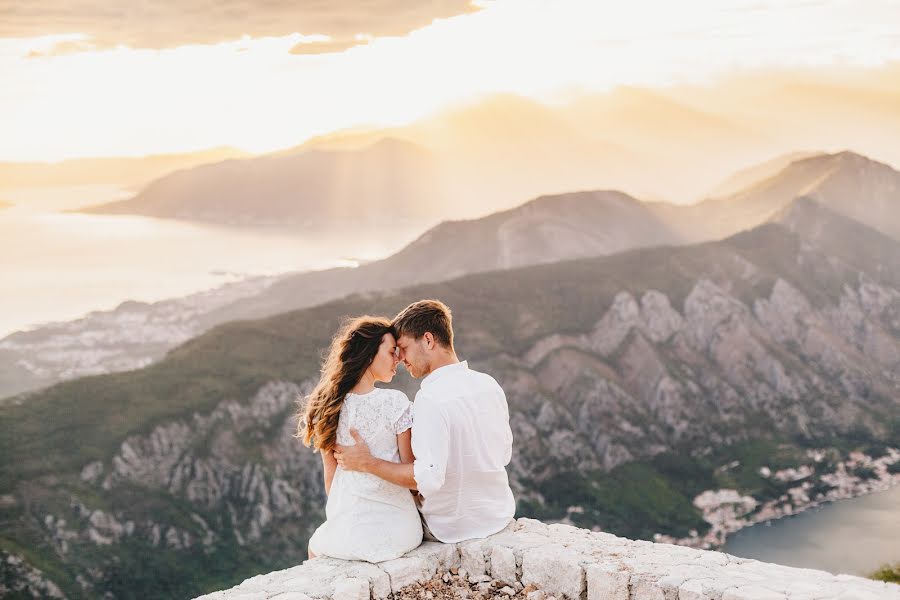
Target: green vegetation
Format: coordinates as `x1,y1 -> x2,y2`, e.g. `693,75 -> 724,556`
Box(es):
869,563 -> 900,584
530,461 -> 710,540
850,465 -> 878,480
514,440 -> 821,541
1,216 -> 898,598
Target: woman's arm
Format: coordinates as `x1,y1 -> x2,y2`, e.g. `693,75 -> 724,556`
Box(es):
321,448 -> 338,496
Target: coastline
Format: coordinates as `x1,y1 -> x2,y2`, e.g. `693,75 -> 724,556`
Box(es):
654,447 -> 900,551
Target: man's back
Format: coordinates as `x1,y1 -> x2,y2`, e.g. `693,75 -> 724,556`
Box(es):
411,361 -> 516,543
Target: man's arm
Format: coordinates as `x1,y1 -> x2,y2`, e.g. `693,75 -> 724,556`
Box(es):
410,399 -> 450,498
367,457 -> 417,490
334,429 -> 418,490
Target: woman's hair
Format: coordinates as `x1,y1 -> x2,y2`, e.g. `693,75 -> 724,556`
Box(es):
295,316 -> 395,452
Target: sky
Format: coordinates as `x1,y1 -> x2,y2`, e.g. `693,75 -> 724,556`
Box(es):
3,0 -> 900,162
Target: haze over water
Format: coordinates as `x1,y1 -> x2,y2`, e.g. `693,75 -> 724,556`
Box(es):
0,186 -> 423,338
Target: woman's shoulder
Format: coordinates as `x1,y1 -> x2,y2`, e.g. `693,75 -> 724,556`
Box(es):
374,388 -> 411,413
347,387 -> 409,404
381,387 -> 411,404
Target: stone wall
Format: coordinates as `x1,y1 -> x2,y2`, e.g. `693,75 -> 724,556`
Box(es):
194,518 -> 899,600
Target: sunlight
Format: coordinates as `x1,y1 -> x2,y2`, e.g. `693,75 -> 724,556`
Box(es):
2,0 -> 900,161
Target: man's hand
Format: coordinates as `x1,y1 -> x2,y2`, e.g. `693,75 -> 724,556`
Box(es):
333,428 -> 373,473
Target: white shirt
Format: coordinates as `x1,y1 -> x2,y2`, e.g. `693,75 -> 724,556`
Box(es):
411,360 -> 516,543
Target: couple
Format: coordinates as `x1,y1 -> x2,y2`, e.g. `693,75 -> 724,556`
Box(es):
297,299 -> 516,562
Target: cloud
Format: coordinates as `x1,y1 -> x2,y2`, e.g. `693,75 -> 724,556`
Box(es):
0,0 -> 481,52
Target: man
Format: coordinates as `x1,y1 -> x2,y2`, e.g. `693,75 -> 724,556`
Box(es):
334,299 -> 515,543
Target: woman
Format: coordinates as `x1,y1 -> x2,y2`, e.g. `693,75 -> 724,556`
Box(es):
296,316 -> 422,562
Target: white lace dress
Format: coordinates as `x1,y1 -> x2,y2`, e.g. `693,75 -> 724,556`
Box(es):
307,388 -> 423,562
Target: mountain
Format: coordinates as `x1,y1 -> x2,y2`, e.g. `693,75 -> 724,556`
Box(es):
297,74 -> 900,208
774,195 -> 900,264
49,64 -> 900,222
400,94 -> 644,213
379,189 -> 682,275
662,66 -> 900,177
2,200 -> 898,598
8,149 -> 900,399
212,189 -> 682,323
0,147 -> 248,191
302,91 -> 772,209
81,95 -> 646,226
6,150 -> 899,401
69,74 -> 900,226
0,190 -> 681,398
706,151 -> 824,198
656,151 -> 900,242
80,138 -> 443,227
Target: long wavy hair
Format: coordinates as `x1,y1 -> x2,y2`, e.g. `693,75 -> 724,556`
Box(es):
295,316 -> 395,452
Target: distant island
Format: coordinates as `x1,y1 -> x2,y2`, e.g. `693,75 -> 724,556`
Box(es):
77,138 -> 443,228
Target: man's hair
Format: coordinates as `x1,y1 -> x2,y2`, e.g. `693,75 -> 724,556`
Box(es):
393,299 -> 454,349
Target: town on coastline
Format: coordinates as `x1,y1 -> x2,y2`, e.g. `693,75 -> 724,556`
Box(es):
652,447 -> 900,550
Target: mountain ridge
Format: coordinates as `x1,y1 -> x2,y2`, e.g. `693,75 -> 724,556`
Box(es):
4,150 -> 899,399
79,137 -> 443,227
2,203 -> 899,597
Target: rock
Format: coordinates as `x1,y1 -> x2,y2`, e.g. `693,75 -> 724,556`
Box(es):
333,578 -> 370,600
722,586 -> 787,600
80,461 -> 104,484
678,579 -> 715,600
641,290 -> 685,342
193,517 -> 899,600
514,519 -> 550,535
629,575 -> 667,600
459,542 -> 487,580
491,546 -> 517,586
406,542 -> 460,572
521,544 -> 585,600
585,564 -> 629,600
380,557 -> 431,593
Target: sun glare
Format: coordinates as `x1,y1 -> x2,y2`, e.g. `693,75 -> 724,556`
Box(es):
2,0 -> 900,161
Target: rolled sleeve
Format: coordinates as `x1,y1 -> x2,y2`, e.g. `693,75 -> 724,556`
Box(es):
411,399 -> 450,498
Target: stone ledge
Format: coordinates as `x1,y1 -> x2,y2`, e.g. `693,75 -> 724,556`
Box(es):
194,518 -> 900,600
